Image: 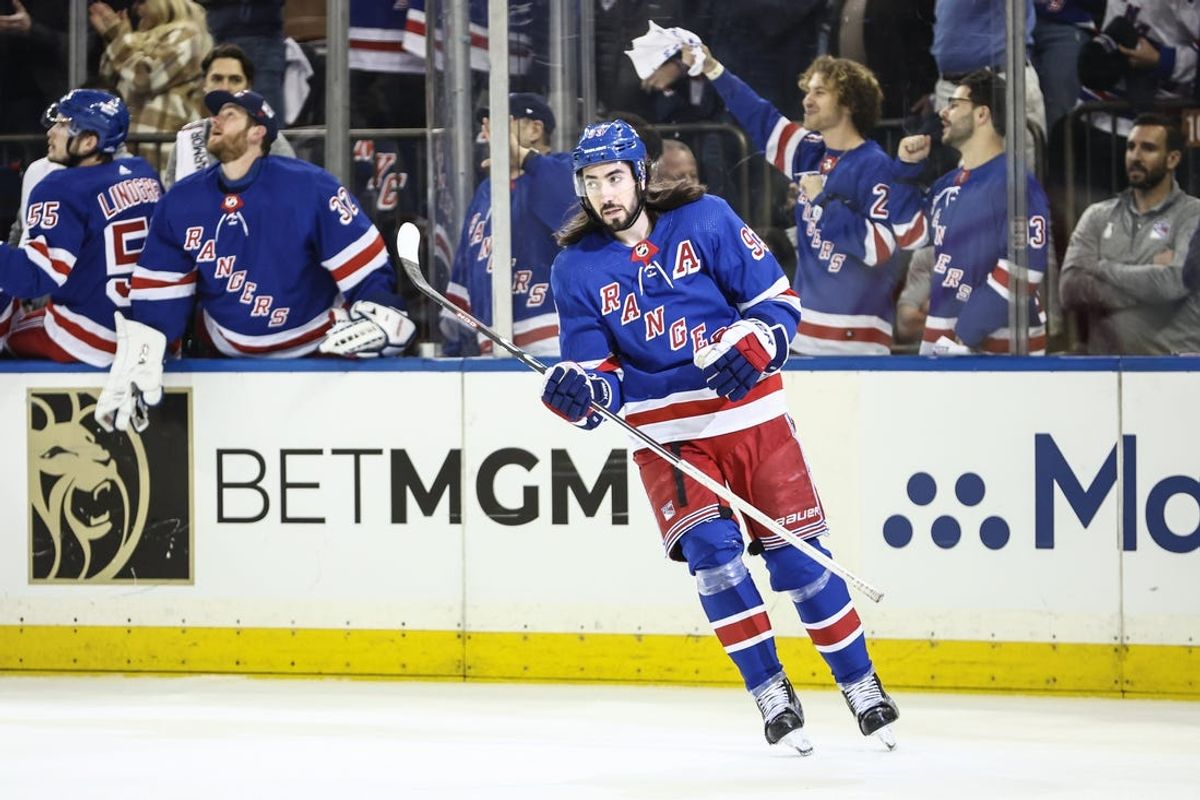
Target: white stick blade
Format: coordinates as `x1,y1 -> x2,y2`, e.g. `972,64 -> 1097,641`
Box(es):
396,222 -> 421,265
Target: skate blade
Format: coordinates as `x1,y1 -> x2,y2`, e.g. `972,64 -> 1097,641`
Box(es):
874,725 -> 897,751
778,729 -> 814,756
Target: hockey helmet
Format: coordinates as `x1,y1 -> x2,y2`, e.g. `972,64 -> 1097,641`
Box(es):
571,120 -> 649,198
42,89 -> 130,154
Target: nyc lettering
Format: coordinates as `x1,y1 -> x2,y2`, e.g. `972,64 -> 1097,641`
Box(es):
1036,434 -> 1200,553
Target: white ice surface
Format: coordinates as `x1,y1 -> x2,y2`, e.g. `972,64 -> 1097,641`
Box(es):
0,675 -> 1194,799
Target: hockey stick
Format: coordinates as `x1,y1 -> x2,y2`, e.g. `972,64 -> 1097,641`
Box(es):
396,223 -> 884,603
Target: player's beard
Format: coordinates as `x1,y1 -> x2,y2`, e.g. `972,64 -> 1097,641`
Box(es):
1126,159 -> 1168,191
598,197 -> 637,231
207,124 -> 250,163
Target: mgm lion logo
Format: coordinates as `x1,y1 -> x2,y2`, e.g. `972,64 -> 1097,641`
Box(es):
27,389 -> 192,583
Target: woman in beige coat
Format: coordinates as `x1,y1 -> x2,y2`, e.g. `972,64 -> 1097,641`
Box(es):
90,0 -> 213,172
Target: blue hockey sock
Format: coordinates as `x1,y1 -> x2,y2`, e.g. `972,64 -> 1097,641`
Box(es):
696,562 -> 783,691
790,573 -> 872,686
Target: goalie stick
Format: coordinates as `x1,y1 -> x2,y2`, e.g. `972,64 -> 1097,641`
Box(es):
395,223 -> 884,603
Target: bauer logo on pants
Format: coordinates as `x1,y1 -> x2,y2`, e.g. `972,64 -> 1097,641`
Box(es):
26,388 -> 193,583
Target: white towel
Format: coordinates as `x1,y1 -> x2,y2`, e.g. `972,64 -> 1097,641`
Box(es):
624,21 -> 706,80
282,37 -> 314,126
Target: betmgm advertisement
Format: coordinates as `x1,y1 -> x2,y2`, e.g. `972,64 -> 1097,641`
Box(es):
1,367 -> 1196,694
25,388 -> 192,584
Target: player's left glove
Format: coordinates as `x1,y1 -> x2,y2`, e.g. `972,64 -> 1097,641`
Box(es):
95,312 -> 167,434
319,300 -> 416,358
693,318 -> 786,401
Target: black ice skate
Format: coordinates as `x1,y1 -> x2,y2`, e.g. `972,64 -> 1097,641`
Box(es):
840,671 -> 899,750
754,674 -> 813,756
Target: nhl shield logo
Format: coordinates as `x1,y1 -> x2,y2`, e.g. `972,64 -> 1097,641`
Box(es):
630,239 -> 659,266
27,389 -> 193,583
661,500 -> 676,521
221,194 -> 244,214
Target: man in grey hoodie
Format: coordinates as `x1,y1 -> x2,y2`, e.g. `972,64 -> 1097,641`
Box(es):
1060,113 -> 1200,354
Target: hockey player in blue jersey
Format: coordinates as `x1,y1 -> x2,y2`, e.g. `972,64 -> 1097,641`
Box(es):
891,69 -> 1050,354
681,45 -> 913,355
94,89 -> 415,433
0,89 -> 162,365
540,120 -> 898,754
442,93 -> 575,356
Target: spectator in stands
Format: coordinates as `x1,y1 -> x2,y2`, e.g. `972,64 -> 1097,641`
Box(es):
441,94 -> 576,357
163,43 -> 294,189
0,0 -> 71,135
892,70 -> 1052,354
836,0 -> 938,122
594,1 -> 685,120
1032,0 -> 1102,136
930,0 -> 1046,165
657,138 -> 699,184
91,0 -> 212,171
199,0 -> 285,116
685,45 -> 909,355
1059,114 -> 1200,355
0,90 -> 162,365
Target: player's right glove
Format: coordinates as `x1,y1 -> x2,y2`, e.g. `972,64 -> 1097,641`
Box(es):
540,362 -> 612,429
95,312 -> 167,434
693,318 -> 787,401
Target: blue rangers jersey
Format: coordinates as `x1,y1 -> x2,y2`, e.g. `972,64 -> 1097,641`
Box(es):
0,158 -> 161,366
710,70 -> 910,354
891,154 -> 1050,353
131,156 -> 400,357
554,194 -> 801,447
446,152 -> 575,355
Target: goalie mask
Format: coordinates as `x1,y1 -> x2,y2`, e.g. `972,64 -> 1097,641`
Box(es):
42,89 -> 130,157
571,119 -> 649,231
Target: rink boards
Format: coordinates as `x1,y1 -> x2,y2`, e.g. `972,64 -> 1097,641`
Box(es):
1,358 -> 1196,697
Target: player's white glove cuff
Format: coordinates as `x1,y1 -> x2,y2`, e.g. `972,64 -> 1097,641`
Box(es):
95,312 -> 167,434
319,300 -> 416,358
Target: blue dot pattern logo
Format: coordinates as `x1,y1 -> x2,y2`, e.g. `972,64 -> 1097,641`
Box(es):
885,472 -> 1010,549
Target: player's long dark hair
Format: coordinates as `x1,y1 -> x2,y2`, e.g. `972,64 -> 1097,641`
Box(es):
556,176 -> 706,247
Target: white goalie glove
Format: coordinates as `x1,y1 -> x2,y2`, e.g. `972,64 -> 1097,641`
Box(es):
318,300 -> 416,358
94,312 -> 167,434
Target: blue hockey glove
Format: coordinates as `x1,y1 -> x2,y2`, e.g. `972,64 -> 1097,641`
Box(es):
541,362 -> 612,427
693,318 -> 786,401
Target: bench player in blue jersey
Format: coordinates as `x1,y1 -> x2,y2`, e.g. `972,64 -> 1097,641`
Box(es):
94,90 -> 415,433
540,120 -> 899,755
0,90 -> 162,365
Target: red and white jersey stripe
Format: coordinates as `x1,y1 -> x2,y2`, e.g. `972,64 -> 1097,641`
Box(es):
792,308 -> 893,355
764,118 -> 815,174
0,296 -> 15,347
322,229 -> 389,294
478,310 -> 559,356
203,308 -> 335,358
23,235 -> 76,287
39,302 -> 118,367
711,605 -> 776,654
623,374 -> 788,449
804,600 -> 864,655
130,265 -> 198,302
986,258 -> 1045,302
